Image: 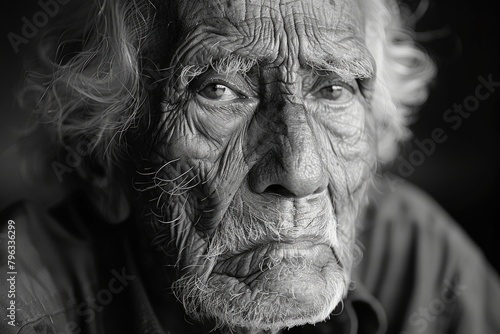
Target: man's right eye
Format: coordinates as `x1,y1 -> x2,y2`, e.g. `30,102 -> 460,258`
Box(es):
197,83 -> 241,101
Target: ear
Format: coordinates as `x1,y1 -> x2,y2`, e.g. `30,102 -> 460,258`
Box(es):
76,157 -> 131,224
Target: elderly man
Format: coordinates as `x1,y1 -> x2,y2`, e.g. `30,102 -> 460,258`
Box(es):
1,0 -> 499,333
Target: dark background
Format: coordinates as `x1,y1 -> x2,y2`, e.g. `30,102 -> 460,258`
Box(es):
1,1 -> 499,272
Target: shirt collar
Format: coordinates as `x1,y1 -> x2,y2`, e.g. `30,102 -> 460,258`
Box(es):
348,283 -> 388,334
289,283 -> 387,334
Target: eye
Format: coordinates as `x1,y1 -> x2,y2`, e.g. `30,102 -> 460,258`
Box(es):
198,83 -> 241,101
312,83 -> 354,104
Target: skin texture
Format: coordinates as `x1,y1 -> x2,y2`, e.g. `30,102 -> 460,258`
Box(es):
136,0 -> 378,332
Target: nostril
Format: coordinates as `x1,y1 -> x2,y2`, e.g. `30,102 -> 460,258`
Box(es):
263,184 -> 296,198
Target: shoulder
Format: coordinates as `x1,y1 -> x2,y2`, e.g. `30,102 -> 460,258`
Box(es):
357,177 -> 497,287
363,177 -> 457,234
0,201 -> 61,333
0,198 -> 99,333
0,194 -> 137,334
355,178 -> 500,334
359,179 -> 489,268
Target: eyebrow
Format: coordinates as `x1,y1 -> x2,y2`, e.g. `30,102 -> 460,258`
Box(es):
211,55 -> 258,75
175,54 -> 257,87
175,44 -> 375,87
304,55 -> 375,81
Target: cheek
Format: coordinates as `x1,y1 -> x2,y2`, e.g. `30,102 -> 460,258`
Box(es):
161,99 -> 253,160
182,100 -> 257,189
310,102 -> 376,192
159,103 -> 219,161
149,101 -> 252,231
141,103 -> 258,272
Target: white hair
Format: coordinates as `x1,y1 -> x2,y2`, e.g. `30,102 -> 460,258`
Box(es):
18,0 -> 435,170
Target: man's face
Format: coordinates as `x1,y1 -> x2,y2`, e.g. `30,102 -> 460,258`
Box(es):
138,0 -> 376,331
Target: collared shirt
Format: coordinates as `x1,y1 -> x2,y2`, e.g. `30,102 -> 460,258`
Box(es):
1,181 -> 499,334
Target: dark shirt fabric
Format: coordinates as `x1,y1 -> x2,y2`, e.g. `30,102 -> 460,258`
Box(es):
1,182 -> 499,334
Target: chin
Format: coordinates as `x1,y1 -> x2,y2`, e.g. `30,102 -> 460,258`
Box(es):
171,189 -> 356,333
174,248 -> 350,332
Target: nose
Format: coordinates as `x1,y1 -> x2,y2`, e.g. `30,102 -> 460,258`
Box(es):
248,101 -> 328,198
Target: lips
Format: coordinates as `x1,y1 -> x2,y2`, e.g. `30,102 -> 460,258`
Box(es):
212,241 -> 336,281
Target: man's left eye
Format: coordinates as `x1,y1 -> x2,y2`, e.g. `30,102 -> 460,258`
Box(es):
198,83 -> 241,101
312,84 -> 354,104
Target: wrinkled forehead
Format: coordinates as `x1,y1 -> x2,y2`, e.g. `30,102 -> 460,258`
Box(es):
176,0 -> 365,33
162,0 -> 371,78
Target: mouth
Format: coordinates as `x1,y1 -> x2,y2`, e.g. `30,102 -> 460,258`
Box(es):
212,240 -> 338,284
